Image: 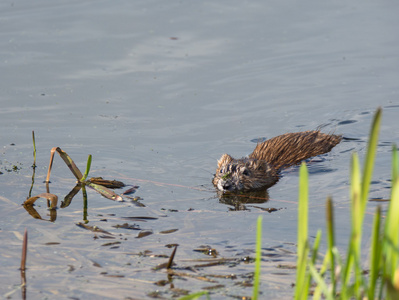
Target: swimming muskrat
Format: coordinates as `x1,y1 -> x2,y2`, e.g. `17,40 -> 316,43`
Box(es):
213,130 -> 342,192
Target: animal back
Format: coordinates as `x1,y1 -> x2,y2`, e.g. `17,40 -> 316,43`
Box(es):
249,130 -> 342,170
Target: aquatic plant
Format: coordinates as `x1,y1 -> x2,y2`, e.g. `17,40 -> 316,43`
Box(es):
295,107 -> 399,299
23,138 -> 132,221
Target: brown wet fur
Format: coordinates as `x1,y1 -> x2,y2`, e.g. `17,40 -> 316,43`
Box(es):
213,130 -> 342,192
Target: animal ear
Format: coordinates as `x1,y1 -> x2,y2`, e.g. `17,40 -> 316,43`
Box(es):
217,154 -> 233,168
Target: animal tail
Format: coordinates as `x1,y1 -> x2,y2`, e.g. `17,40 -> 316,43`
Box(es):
249,130 -> 342,170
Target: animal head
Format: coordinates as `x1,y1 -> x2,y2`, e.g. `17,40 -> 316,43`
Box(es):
213,154 -> 278,192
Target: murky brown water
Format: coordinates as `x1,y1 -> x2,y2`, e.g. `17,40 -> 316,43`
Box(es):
1,0 -> 399,299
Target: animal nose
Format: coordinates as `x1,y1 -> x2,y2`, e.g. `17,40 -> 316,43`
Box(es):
217,179 -> 233,191
222,181 -> 232,190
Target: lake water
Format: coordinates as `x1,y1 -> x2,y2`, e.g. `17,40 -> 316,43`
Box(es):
1,0 -> 399,299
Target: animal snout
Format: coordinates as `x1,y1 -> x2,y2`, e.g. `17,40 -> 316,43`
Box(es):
217,179 -> 234,191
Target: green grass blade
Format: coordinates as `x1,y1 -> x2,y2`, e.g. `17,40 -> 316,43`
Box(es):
311,229 -> 322,265
386,277 -> 399,300
392,144 -> 398,184
295,162 -> 310,300
32,130 -> 37,168
309,230 -> 323,300
385,177 -> 399,279
347,107 -> 381,298
352,152 -> 363,296
81,154 -> 92,182
361,107 -> 381,210
350,153 -> 362,233
252,215 -> 262,300
341,153 -> 361,294
296,107 -> 383,299
353,247 -> 367,298
313,248 -> 333,299
351,107 -> 381,297
325,197 -> 336,295
368,205 -> 382,300
381,145 -> 399,298
308,263 -> 334,300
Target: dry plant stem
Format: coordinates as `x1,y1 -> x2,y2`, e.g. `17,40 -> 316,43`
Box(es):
20,228 -> 28,271
29,131 -> 37,198
29,162 -> 35,199
46,147 -> 83,183
167,245 -> 178,269
20,229 -> 27,300
32,131 -> 36,168
45,147 -> 56,183
20,229 -> 28,284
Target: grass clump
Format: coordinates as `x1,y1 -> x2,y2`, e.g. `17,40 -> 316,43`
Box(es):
295,107 -> 399,299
